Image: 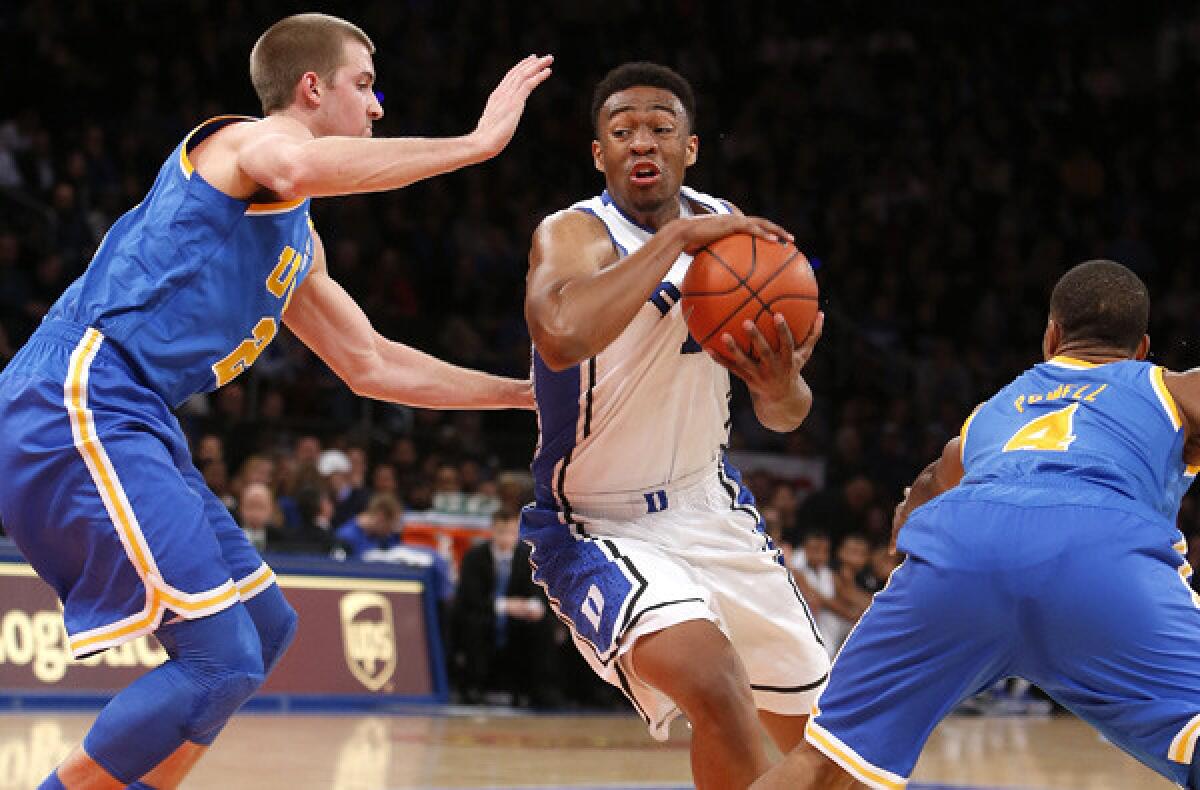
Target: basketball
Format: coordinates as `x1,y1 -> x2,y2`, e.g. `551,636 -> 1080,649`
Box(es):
681,233 -> 819,358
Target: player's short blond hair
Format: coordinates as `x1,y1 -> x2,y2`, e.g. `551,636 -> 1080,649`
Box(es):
250,13 -> 375,115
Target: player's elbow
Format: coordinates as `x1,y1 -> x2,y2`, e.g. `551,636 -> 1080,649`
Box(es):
531,329 -> 591,372
335,349 -> 383,399
259,165 -> 303,201
528,314 -> 593,372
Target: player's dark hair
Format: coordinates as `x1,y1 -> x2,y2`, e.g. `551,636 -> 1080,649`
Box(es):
1049,260 -> 1149,354
591,62 -> 695,134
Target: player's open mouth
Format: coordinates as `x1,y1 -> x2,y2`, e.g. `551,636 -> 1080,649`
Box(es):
630,161 -> 661,186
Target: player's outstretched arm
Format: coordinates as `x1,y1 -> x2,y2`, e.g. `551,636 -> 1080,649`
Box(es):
239,55 -> 553,200
284,230 -> 532,410
526,210 -> 791,371
890,436 -> 965,554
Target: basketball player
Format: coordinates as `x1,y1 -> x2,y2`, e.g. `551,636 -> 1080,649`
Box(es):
754,260 -> 1200,790
0,14 -> 551,790
522,62 -> 829,789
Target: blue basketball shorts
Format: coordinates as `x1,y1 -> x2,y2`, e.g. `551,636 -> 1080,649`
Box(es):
0,321 -> 275,658
806,496 -> 1200,789
521,465 -> 829,740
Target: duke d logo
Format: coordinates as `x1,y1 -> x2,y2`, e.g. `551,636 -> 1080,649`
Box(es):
339,592 -> 397,692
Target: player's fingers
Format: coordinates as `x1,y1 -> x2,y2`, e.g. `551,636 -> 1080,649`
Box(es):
499,55 -> 540,93
721,332 -> 754,371
706,349 -> 735,372
517,54 -> 552,85
773,313 -> 796,355
744,320 -> 776,363
743,216 -> 794,244
798,311 -> 824,354
523,65 -> 554,94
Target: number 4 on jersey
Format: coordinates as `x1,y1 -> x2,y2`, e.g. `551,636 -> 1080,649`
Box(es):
1002,402 -> 1080,453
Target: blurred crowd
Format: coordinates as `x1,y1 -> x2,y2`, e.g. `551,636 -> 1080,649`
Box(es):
4,0 -> 1200,705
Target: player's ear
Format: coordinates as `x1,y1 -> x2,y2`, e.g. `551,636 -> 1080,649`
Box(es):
591,140 -> 604,173
1134,334 -> 1150,361
1042,318 -> 1062,360
299,71 -> 322,107
685,134 -> 698,167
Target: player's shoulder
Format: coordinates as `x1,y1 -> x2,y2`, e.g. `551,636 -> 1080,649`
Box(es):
533,206 -> 609,243
214,115 -> 313,150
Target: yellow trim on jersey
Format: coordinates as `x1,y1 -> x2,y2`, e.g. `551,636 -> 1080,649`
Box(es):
959,405 -> 982,463
1150,366 -> 1183,432
245,197 -> 306,215
1170,713 -> 1200,763
1187,464 -> 1199,478
64,328 -> 240,658
806,719 -> 907,790
177,114 -> 255,179
236,563 -> 277,601
1176,539 -> 1189,555
1048,355 -> 1098,369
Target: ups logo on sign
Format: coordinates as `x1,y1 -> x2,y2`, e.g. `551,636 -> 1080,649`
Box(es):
339,592 -> 396,692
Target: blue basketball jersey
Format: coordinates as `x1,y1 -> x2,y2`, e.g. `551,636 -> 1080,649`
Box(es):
953,355 -> 1196,521
44,116 -> 313,407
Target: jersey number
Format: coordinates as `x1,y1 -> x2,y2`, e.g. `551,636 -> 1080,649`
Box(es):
1002,402 -> 1080,453
212,317 -> 276,387
211,245 -> 304,387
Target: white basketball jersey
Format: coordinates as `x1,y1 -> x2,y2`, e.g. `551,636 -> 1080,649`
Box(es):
531,186 -> 734,509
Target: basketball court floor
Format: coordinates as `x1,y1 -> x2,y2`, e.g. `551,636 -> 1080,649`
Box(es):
0,709 -> 1176,789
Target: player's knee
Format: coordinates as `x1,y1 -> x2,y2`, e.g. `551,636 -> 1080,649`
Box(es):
177,611 -> 267,740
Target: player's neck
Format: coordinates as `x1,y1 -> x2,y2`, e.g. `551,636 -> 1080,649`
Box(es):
617,194 -> 683,232
1048,343 -> 1133,365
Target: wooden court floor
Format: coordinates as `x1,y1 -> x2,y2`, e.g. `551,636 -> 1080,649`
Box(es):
0,710 -> 1175,789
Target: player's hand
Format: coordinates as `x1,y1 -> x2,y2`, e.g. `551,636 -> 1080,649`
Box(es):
469,54 -> 554,161
711,311 -> 824,399
676,213 -> 793,255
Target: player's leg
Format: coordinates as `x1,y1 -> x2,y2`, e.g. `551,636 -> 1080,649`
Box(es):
1027,521 -> 1200,788
631,619 -> 772,788
754,554 -> 1013,790
182,456 -> 298,673
686,485 -> 829,755
757,712 -> 809,754
523,502 -> 769,782
41,605 -> 265,790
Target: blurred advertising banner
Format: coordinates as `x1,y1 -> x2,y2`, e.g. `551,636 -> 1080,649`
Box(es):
0,555 -> 445,705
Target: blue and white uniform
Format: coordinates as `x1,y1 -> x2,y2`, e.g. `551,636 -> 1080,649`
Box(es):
521,187 -> 829,738
807,355 -> 1200,789
0,116 -> 312,658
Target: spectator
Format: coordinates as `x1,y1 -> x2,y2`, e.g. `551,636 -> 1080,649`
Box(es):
431,462 -> 467,514
333,493 -> 404,560
237,481 -> 275,552
789,530 -> 846,657
331,446 -> 370,527
790,474 -> 876,546
451,508 -> 559,707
